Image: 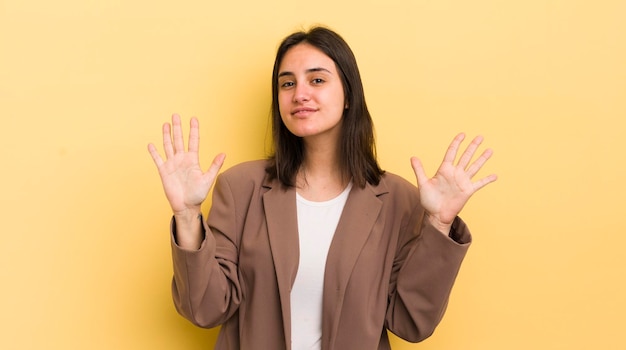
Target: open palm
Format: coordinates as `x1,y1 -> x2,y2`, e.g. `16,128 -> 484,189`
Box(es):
411,133 -> 497,231
147,114 -> 225,216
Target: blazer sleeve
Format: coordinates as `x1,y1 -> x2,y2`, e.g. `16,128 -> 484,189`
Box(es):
170,173 -> 243,328
385,208 -> 471,342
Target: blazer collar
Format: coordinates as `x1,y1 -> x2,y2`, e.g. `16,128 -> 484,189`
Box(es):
322,180 -> 388,348
261,175 -> 390,349
262,177 -> 298,349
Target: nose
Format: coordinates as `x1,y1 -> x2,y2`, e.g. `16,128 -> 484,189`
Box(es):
293,83 -> 311,103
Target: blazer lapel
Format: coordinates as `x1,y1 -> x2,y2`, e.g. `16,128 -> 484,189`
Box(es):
262,178 -> 299,350
322,180 -> 388,348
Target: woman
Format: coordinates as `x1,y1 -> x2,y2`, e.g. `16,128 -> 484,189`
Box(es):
148,27 -> 496,350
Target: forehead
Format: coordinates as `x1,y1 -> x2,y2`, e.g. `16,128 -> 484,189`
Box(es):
278,43 -> 337,74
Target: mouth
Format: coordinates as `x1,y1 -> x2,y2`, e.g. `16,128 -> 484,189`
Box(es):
291,107 -> 317,117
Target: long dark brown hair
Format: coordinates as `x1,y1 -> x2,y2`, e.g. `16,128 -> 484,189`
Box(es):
266,26 -> 384,188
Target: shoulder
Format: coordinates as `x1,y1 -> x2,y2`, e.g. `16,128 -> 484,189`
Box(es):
219,159 -> 269,185
374,171 -> 421,210
211,160 -> 272,206
379,172 -> 418,195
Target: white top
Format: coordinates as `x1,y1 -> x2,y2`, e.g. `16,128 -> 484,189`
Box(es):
291,183 -> 352,350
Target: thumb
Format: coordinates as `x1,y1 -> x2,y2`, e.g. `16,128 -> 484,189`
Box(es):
203,153 -> 226,184
410,156 -> 428,187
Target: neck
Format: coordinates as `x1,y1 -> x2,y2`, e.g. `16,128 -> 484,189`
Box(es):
297,139 -> 349,201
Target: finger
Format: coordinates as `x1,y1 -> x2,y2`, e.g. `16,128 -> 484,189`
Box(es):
203,153 -> 226,185
466,148 -> 493,178
457,135 -> 483,169
410,156 -> 428,187
472,173 -> 498,192
171,113 -> 185,153
188,117 -> 200,153
162,122 -> 174,159
442,133 -> 466,165
147,143 -> 164,167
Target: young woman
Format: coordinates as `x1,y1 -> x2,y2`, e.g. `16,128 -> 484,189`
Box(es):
148,26 -> 497,350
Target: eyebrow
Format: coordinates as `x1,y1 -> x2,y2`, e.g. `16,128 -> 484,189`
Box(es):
277,67 -> 332,78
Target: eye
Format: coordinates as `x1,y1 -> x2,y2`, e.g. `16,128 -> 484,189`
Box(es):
312,78 -> 325,84
280,81 -> 295,88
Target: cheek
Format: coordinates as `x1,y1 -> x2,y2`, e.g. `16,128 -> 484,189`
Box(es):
330,93 -> 347,115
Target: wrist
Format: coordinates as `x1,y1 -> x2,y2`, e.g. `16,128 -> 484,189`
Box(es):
173,206 -> 202,223
173,208 -> 204,250
425,213 -> 453,236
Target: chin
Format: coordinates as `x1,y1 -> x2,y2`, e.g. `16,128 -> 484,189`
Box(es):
285,126 -> 318,138
291,131 -> 317,138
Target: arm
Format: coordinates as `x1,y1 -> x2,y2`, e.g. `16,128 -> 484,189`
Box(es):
148,114 -> 239,326
385,133 -> 495,340
170,174 -> 243,328
385,209 -> 470,342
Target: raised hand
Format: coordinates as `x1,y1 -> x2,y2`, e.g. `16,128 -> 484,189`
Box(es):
147,114 -> 225,219
410,133 -> 497,234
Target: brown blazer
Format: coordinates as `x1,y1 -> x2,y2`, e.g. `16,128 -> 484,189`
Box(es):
170,160 -> 471,350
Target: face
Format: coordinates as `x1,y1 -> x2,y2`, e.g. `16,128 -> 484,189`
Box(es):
277,43 -> 346,142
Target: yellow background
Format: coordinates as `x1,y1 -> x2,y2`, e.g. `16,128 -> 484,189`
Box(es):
1,0 -> 625,349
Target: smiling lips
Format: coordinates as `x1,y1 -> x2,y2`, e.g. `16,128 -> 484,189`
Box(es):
291,107 -> 318,117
